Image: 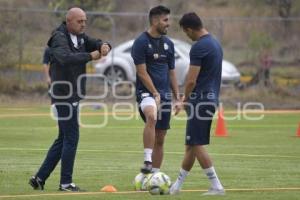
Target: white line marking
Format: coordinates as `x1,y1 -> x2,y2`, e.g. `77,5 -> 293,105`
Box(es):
0,124 -> 297,129
0,148 -> 298,159
0,110 -> 299,118
0,187 -> 300,199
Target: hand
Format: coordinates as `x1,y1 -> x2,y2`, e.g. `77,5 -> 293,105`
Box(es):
173,100 -> 182,116
100,43 -> 111,56
90,50 -> 101,60
173,95 -> 185,116
153,93 -> 161,109
46,77 -> 51,86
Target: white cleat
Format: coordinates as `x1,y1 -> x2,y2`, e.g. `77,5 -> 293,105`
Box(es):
169,184 -> 181,195
202,188 -> 225,196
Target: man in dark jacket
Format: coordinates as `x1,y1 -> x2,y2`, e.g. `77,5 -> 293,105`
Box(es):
29,7 -> 111,192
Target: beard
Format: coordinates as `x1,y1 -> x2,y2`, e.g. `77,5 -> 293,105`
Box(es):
157,27 -> 168,35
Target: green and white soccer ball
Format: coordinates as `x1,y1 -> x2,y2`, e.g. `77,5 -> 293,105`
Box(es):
147,172 -> 171,195
133,173 -> 152,191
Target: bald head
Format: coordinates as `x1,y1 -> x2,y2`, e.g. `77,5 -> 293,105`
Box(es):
66,7 -> 87,35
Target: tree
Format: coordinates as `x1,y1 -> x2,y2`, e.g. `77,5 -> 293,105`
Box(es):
265,0 -> 292,18
0,11 -> 18,69
48,0 -> 115,29
49,0 -> 114,12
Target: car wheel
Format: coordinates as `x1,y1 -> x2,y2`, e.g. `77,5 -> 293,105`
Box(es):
104,66 -> 127,84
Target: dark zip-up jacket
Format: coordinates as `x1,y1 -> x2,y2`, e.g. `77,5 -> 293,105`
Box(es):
47,22 -> 103,103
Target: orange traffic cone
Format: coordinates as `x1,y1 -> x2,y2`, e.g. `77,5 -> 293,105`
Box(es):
296,122 -> 300,137
100,185 -> 117,192
215,107 -> 228,137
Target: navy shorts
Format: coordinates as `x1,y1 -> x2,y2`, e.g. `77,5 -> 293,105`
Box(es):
138,101 -> 172,130
185,102 -> 217,145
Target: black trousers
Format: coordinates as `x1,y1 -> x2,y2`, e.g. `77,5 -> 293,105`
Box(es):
36,103 -> 79,184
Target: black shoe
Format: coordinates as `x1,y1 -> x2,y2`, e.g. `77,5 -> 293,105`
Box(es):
59,183 -> 85,192
29,176 -> 45,190
140,161 -> 152,174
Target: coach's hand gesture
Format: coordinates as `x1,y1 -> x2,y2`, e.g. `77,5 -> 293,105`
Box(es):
90,50 -> 101,60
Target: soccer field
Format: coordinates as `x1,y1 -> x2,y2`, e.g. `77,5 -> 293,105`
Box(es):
0,106 -> 299,200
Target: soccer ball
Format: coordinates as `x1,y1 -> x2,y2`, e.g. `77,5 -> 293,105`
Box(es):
147,172 -> 171,195
133,173 -> 152,191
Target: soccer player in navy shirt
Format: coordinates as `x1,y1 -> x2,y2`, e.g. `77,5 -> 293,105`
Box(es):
131,5 -> 180,174
170,12 -> 225,195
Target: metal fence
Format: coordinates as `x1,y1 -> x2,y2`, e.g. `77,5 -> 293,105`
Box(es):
1,7 -> 300,85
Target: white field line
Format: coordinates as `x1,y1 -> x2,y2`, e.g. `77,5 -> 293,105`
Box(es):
0,112 -> 138,118
0,124 -> 297,130
1,187 -> 300,199
0,109 -> 299,118
0,148 -> 298,159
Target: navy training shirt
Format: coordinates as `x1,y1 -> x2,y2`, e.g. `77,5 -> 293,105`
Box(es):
131,32 -> 175,101
189,34 -> 223,103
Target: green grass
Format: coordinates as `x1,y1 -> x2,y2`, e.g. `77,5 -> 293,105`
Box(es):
0,106 -> 300,200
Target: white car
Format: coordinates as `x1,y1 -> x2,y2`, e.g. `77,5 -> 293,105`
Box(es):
94,39 -> 240,86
